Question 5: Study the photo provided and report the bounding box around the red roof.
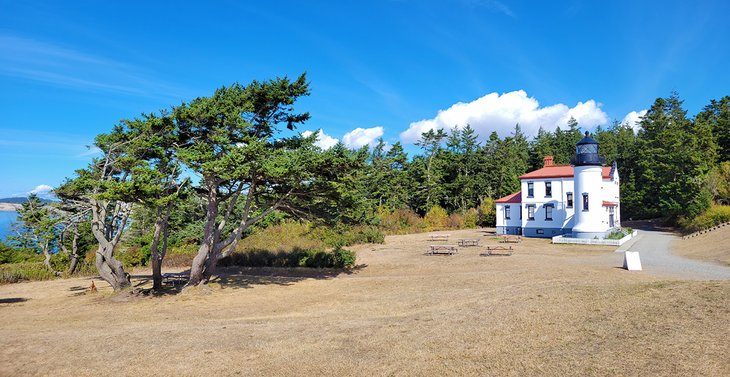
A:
[518,165,612,180]
[602,201,618,207]
[495,191,521,203]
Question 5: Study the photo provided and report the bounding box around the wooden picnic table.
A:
[500,235,522,243]
[428,234,451,242]
[458,238,480,247]
[479,245,513,256]
[428,245,458,255]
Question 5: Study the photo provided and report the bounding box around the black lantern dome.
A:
[572,131,605,166]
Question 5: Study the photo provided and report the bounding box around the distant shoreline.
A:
[0,203,21,211]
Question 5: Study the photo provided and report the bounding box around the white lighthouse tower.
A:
[572,132,608,238]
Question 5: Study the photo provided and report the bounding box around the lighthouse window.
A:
[545,182,552,197]
[527,182,534,197]
[504,206,511,220]
[582,193,589,211]
[545,204,554,221]
[577,144,598,154]
[566,192,573,208]
[527,205,535,220]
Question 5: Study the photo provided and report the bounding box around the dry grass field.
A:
[674,226,730,267]
[1,228,729,376]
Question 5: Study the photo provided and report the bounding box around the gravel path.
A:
[617,225,730,280]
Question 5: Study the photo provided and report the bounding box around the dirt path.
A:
[1,228,729,376]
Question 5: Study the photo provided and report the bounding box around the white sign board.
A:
[623,251,642,271]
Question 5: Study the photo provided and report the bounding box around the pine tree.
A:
[635,92,716,220]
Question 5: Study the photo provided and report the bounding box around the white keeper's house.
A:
[495,132,620,238]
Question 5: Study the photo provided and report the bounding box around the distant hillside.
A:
[0,197,55,205]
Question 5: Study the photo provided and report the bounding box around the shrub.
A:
[310,225,385,248]
[424,205,449,230]
[463,208,479,229]
[0,262,56,284]
[679,205,730,233]
[447,213,464,229]
[0,243,42,264]
[221,246,356,269]
[377,207,424,234]
[606,230,626,240]
[237,221,323,253]
[331,247,357,268]
[478,198,496,227]
[116,245,150,268]
[163,244,199,268]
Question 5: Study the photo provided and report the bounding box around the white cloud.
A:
[621,109,648,131]
[301,129,339,150]
[20,184,56,200]
[400,90,609,143]
[29,184,53,195]
[342,127,384,149]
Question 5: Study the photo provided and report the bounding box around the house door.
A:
[608,207,615,227]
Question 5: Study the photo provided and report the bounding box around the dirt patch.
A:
[1,228,728,376]
[674,226,730,267]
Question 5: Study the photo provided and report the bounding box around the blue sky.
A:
[1,0,729,198]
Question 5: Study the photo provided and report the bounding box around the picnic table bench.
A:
[162,273,186,287]
[479,245,513,256]
[428,245,458,255]
[428,234,451,242]
[458,238,480,247]
[500,235,522,243]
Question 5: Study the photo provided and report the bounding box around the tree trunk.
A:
[66,232,80,275]
[188,183,219,286]
[150,217,164,291]
[201,246,222,283]
[68,254,79,275]
[95,242,130,291]
[42,248,53,271]
[41,241,61,277]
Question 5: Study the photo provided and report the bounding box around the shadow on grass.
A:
[127,263,367,297]
[0,297,29,304]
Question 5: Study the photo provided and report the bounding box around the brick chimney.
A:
[543,155,554,167]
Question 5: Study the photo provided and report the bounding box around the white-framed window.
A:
[545,181,552,197]
[545,204,554,221]
[566,192,573,208]
[505,205,511,220]
[527,182,534,197]
[527,205,535,220]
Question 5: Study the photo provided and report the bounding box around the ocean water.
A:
[0,211,17,241]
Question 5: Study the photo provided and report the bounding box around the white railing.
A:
[552,230,637,246]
